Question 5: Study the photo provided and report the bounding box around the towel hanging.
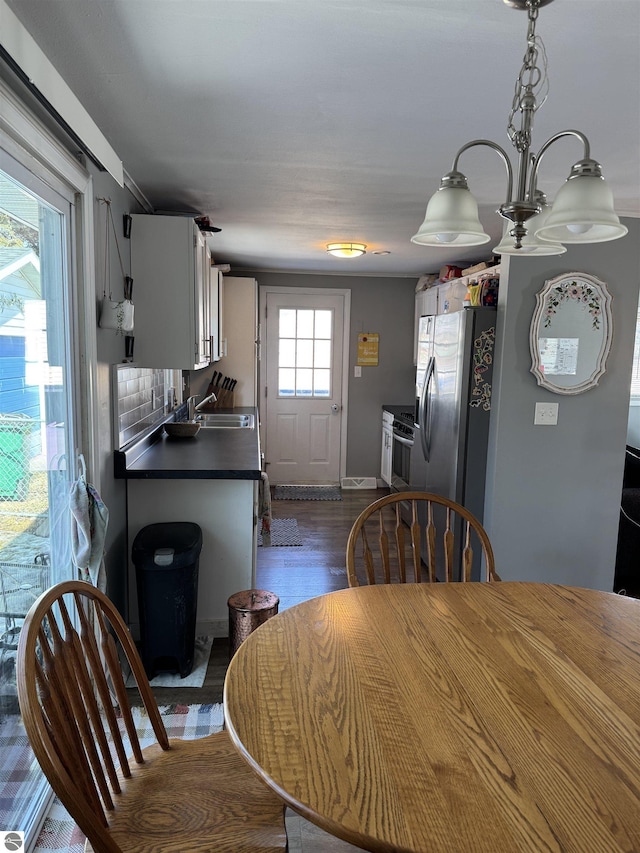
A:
[69,455,109,591]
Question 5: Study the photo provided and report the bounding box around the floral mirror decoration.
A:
[529,272,612,395]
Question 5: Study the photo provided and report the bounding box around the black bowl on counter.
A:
[164,421,201,439]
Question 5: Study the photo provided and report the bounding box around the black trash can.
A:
[132,522,203,680]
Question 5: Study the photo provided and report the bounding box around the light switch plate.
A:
[534,402,559,425]
[354,365,362,377]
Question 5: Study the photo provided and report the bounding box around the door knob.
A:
[331,403,340,413]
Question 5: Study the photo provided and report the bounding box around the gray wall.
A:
[484,218,640,590]
[239,270,417,479]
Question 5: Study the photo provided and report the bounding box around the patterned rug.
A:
[258,518,302,546]
[16,703,223,851]
[273,485,342,501]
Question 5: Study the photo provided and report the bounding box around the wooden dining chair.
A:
[16,580,287,853]
[346,491,499,587]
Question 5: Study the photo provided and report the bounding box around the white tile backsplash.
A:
[113,365,166,448]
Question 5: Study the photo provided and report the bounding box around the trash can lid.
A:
[132,522,202,557]
[154,547,175,566]
[227,589,279,613]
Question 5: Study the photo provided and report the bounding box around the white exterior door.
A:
[262,288,348,484]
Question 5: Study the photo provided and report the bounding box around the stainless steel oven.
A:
[391,411,414,492]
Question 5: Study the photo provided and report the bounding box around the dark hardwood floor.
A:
[132,488,385,708]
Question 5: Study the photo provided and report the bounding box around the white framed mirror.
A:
[529,272,613,395]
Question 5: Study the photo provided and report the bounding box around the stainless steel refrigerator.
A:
[409,307,497,579]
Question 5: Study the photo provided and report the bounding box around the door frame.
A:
[0,75,98,488]
[259,285,351,483]
[0,74,98,848]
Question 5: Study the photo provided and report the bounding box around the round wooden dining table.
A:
[223,582,640,852]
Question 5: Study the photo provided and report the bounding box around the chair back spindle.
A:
[17,580,287,853]
[346,491,498,587]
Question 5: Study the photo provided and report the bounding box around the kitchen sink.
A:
[196,413,255,429]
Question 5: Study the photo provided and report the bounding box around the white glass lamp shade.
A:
[493,205,566,256]
[535,175,628,244]
[411,186,490,247]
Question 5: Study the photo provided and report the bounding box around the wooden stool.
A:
[227,589,279,657]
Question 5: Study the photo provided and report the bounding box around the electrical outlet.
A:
[534,402,559,425]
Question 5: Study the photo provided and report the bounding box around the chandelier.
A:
[411,0,628,256]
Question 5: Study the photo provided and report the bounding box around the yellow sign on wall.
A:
[357,332,379,366]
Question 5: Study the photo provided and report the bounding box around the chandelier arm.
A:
[528,130,591,199]
[451,140,514,204]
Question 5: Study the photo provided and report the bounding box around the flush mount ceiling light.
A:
[411,0,627,255]
[326,242,367,258]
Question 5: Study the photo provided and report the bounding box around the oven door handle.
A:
[393,432,414,447]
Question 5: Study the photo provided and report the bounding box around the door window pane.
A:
[315,310,332,339]
[296,368,313,396]
[296,339,313,368]
[314,339,331,368]
[277,308,333,397]
[279,338,295,367]
[278,368,295,397]
[296,310,314,338]
[314,369,331,397]
[279,309,296,338]
[0,168,77,843]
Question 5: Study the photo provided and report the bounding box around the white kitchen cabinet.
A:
[215,276,258,406]
[209,266,224,362]
[381,410,393,486]
[130,214,212,369]
[127,478,257,638]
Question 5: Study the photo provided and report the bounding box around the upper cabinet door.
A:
[130,214,211,370]
[209,267,223,362]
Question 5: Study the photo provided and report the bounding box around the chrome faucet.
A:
[188,392,217,421]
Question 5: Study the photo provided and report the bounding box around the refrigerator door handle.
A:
[419,356,435,462]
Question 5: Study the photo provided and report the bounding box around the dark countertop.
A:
[114,407,261,480]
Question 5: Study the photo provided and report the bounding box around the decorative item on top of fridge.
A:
[464,272,500,308]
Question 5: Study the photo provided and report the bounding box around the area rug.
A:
[258,517,302,546]
[273,484,342,501]
[125,636,213,688]
[31,703,224,852]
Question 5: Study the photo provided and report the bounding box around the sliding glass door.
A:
[0,157,79,846]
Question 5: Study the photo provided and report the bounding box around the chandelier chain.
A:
[507,1,549,153]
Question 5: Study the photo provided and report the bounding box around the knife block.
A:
[214,387,235,408]
[200,384,234,410]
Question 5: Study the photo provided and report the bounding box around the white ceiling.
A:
[5,0,640,277]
